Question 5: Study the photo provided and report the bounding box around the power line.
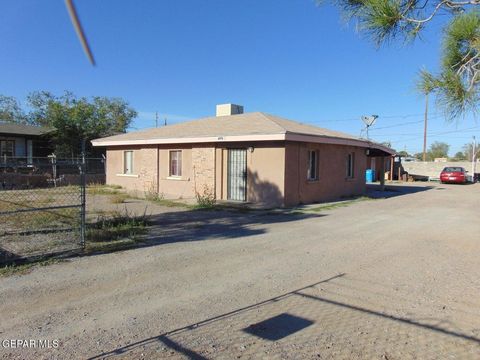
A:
[368,119,425,131]
[387,127,480,144]
[313,112,442,124]
[376,129,480,137]
[381,112,441,119]
[374,125,480,138]
[429,126,480,136]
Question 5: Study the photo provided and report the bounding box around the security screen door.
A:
[227,149,247,201]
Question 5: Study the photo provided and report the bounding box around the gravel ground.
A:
[1,182,479,359]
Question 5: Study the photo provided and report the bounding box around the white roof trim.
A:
[285,133,370,148]
[285,133,394,154]
[92,131,395,155]
[91,134,286,146]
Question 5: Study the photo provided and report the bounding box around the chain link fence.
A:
[0,156,104,265]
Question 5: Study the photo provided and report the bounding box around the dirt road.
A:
[1,183,479,359]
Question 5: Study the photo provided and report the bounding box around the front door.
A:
[227,149,247,201]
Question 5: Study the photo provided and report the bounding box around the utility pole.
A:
[155,111,158,128]
[422,93,428,162]
[164,117,167,126]
[472,136,477,182]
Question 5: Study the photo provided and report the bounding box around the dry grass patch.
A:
[0,258,66,277]
[87,184,123,196]
[109,194,129,204]
[86,210,149,253]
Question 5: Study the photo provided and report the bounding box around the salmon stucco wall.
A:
[284,142,367,206]
[107,144,216,199]
[106,146,158,195]
[246,145,285,207]
[192,145,216,196]
[106,141,369,207]
[158,144,216,199]
[218,143,285,207]
[157,145,193,198]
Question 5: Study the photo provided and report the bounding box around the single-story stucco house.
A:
[92,104,395,207]
[0,122,54,163]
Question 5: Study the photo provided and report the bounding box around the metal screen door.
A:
[227,149,247,201]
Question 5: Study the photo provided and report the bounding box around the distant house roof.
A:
[0,122,54,137]
[92,112,395,155]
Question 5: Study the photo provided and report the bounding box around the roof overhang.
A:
[0,124,55,137]
[365,147,395,157]
[0,132,52,137]
[91,134,286,147]
[92,132,396,155]
[285,133,395,155]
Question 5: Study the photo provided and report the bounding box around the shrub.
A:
[195,184,216,208]
[144,180,164,201]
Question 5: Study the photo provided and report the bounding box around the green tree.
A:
[327,1,480,119]
[427,141,450,160]
[27,91,137,156]
[0,95,27,123]
[414,152,424,161]
[2,91,137,157]
[462,141,480,161]
[397,150,410,157]
[453,151,467,161]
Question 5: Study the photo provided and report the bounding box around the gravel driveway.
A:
[1,182,479,359]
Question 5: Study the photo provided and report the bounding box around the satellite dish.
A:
[361,115,378,127]
[360,115,379,140]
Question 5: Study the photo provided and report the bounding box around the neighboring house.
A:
[0,122,54,163]
[92,104,395,207]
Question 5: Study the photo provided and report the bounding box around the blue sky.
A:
[0,0,478,155]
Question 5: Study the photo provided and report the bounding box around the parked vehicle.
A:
[440,167,467,184]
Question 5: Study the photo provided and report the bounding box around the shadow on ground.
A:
[138,209,324,247]
[88,273,480,359]
[367,183,435,199]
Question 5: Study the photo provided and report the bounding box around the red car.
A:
[440,167,467,184]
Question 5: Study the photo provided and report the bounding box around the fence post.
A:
[80,141,86,249]
[50,154,57,187]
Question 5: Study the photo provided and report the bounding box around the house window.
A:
[346,152,355,178]
[0,140,15,158]
[307,150,318,181]
[124,151,133,174]
[169,150,182,177]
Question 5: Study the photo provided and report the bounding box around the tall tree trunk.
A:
[422,94,429,162]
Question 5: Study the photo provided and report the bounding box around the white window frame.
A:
[346,152,355,179]
[169,150,182,177]
[123,150,134,175]
[307,149,319,181]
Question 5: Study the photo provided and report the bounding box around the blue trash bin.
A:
[366,169,374,182]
